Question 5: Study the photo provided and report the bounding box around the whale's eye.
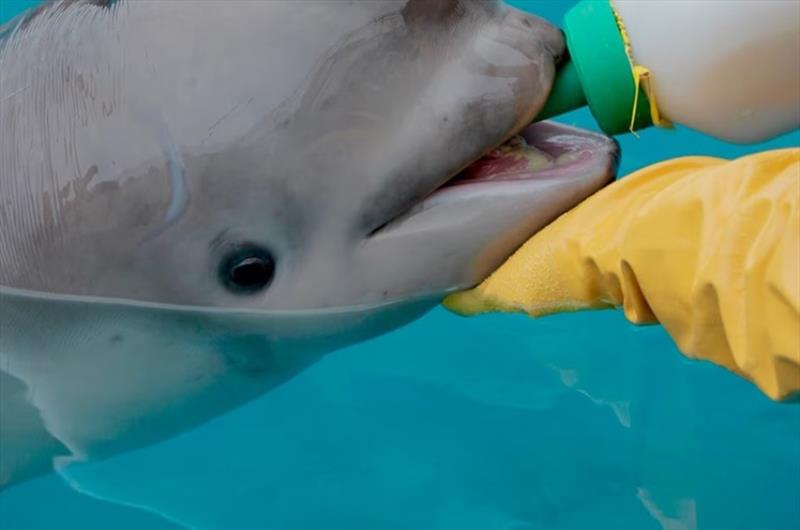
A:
[219,245,275,294]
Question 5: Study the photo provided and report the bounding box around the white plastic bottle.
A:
[536,0,800,144]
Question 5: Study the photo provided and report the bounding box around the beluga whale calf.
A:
[0,0,619,488]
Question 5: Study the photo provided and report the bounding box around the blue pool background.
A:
[1,1,798,529]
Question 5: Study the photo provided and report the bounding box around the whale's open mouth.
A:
[431,121,619,196]
[369,121,619,238]
[361,119,618,305]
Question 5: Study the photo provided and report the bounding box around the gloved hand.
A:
[445,148,800,401]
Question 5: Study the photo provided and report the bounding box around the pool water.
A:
[1,1,799,529]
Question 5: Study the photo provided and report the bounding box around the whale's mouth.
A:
[368,121,618,238]
[431,121,618,196]
[361,120,618,306]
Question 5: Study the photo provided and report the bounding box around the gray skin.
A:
[0,0,618,488]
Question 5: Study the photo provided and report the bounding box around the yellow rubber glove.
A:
[445,148,800,401]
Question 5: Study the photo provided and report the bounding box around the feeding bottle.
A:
[537,0,800,144]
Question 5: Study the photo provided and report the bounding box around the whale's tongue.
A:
[443,133,587,188]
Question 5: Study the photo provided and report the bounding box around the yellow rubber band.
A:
[609,0,673,133]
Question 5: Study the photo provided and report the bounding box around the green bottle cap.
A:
[536,0,653,135]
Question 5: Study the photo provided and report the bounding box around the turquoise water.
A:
[1,1,799,529]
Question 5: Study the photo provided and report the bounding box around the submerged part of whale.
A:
[0,0,618,488]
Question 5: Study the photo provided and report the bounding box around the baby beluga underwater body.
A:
[0,0,618,488]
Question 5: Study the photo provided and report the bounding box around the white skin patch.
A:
[143,122,190,240]
[158,125,189,229]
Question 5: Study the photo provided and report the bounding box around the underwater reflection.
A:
[2,309,795,530]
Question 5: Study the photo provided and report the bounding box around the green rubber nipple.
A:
[535,0,653,135]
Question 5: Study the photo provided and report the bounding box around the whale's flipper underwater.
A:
[0,0,618,488]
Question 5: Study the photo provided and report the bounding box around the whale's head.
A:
[2,0,618,316]
[0,0,617,485]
